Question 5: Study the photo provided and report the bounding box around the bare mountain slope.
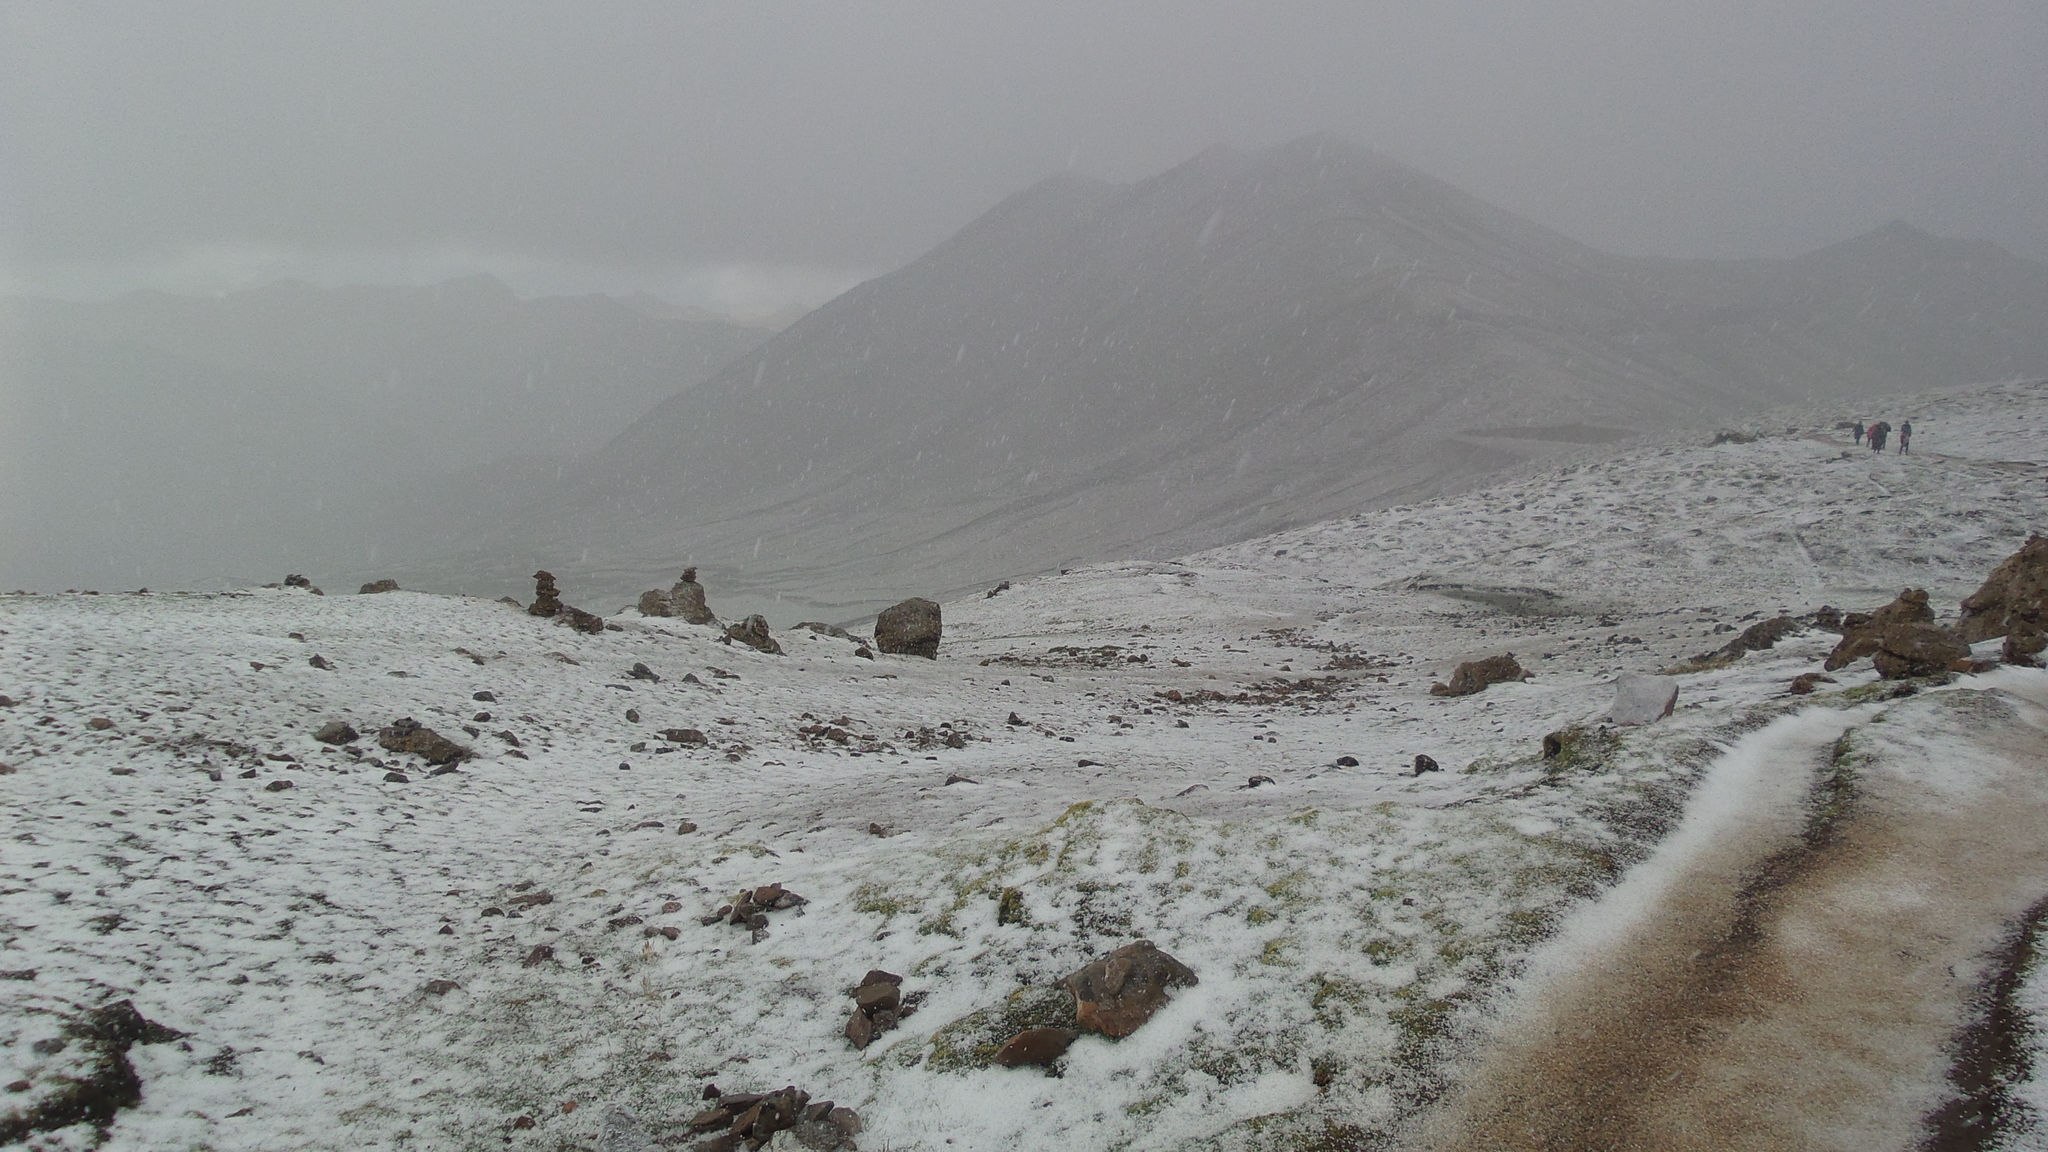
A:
[0,278,767,591]
[432,134,2047,620]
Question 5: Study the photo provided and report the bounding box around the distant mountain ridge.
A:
[438,134,2046,620]
[0,278,768,590]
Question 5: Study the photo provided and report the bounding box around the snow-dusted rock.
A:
[1062,940,1197,1038]
[1608,673,1678,725]
[668,569,718,625]
[724,614,782,654]
[1870,623,1970,679]
[1825,588,1935,671]
[595,1106,656,1152]
[1959,533,2048,642]
[874,597,941,658]
[1430,654,1528,697]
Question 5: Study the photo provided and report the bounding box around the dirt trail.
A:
[1411,676,2048,1152]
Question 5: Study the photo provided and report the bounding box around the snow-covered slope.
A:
[417,135,2048,620]
[3,379,2046,1150]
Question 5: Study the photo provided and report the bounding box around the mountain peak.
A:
[423,273,519,305]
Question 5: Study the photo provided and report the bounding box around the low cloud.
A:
[0,243,871,317]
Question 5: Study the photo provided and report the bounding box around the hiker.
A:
[1869,421,1890,453]
[1853,420,1865,445]
[1898,420,1912,454]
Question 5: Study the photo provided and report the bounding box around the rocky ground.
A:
[3,378,2046,1151]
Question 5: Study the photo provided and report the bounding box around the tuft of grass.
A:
[918,985,1077,1073]
[851,883,917,918]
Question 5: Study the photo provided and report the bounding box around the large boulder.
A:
[1824,589,1935,671]
[1870,623,1971,679]
[669,568,719,625]
[1608,673,1678,725]
[725,614,783,655]
[1959,535,2048,643]
[1429,654,1529,697]
[2006,616,2047,668]
[874,597,942,658]
[358,579,399,595]
[377,718,470,764]
[1686,613,1805,666]
[1060,940,1197,1038]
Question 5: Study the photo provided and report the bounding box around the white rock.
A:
[1609,673,1678,725]
[596,1107,657,1152]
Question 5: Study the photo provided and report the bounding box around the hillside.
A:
[0,278,767,593]
[4,378,2046,1150]
[429,134,2048,620]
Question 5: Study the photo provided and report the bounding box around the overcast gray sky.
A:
[4,1,2044,313]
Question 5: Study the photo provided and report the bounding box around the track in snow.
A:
[1415,673,2048,1152]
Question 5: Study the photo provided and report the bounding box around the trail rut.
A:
[1413,676,2048,1152]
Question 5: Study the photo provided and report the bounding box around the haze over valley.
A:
[9,136,2047,616]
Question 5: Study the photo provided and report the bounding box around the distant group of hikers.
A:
[1851,419,1912,454]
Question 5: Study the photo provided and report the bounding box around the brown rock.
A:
[1789,672,1837,695]
[1825,588,1936,671]
[521,944,555,968]
[377,718,470,764]
[859,969,903,987]
[1960,535,2048,642]
[313,720,357,744]
[663,728,709,745]
[1429,654,1529,697]
[1871,622,1971,679]
[636,589,674,617]
[2004,617,2047,668]
[1728,614,1802,655]
[725,614,783,655]
[854,982,901,1014]
[87,716,115,730]
[994,1027,1079,1068]
[1061,940,1198,1038]
[845,1009,875,1049]
[875,597,942,658]
[423,979,460,995]
[358,579,400,594]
